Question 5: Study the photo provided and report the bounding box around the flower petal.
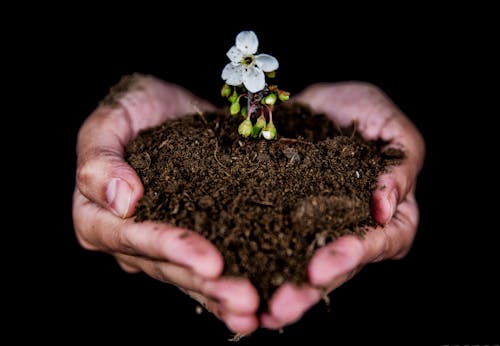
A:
[236,31,258,55]
[226,46,243,64]
[243,66,265,92]
[222,63,244,86]
[255,54,279,72]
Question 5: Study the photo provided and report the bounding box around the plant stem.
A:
[247,91,253,117]
[266,105,273,123]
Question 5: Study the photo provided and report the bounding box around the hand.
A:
[260,82,426,329]
[73,74,260,334]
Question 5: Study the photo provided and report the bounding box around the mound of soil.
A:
[125,102,403,308]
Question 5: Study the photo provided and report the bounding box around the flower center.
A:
[242,55,255,66]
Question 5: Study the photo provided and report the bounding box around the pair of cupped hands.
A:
[73,74,424,334]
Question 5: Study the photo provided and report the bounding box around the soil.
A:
[125,102,403,309]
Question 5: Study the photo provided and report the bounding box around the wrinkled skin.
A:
[73,75,425,334]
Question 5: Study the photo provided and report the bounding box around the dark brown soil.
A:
[125,103,403,308]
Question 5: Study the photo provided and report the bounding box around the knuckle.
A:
[99,73,148,107]
[75,231,98,251]
[116,259,140,273]
[76,149,115,188]
[349,236,365,261]
[147,261,165,282]
[116,227,136,254]
[76,148,124,197]
[76,155,100,189]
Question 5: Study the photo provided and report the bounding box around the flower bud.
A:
[228,91,238,103]
[221,84,232,97]
[265,71,276,78]
[238,118,253,137]
[241,106,248,117]
[251,115,267,137]
[278,90,290,101]
[262,122,277,140]
[230,102,240,115]
[262,93,277,105]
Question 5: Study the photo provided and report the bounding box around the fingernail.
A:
[386,189,398,224]
[106,178,133,218]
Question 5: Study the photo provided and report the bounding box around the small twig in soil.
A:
[158,140,168,149]
[251,199,274,207]
[213,142,231,177]
[278,137,313,145]
[245,165,260,175]
[183,191,193,201]
[143,152,151,169]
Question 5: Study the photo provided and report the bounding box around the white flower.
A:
[221,31,279,93]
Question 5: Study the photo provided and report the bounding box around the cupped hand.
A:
[73,74,260,334]
[260,82,426,329]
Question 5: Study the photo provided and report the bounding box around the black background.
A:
[22,10,497,345]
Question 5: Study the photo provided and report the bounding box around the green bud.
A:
[251,115,267,137]
[241,106,248,117]
[262,93,277,105]
[221,84,232,98]
[265,71,276,78]
[255,115,266,129]
[230,102,240,116]
[228,91,238,103]
[238,118,253,137]
[262,122,277,140]
[278,90,290,101]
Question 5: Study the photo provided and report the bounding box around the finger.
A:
[114,253,259,315]
[364,194,419,262]
[372,122,424,225]
[187,290,259,334]
[223,313,259,334]
[117,252,259,333]
[260,283,321,329]
[115,256,141,273]
[309,196,419,287]
[260,313,283,330]
[76,74,215,218]
[308,235,364,287]
[115,253,210,293]
[371,170,408,225]
[202,278,259,314]
[73,190,223,278]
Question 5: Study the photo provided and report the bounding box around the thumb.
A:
[76,75,216,218]
[371,140,423,225]
[76,106,143,218]
[371,171,403,225]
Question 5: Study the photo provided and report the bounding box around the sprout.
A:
[221,30,290,140]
